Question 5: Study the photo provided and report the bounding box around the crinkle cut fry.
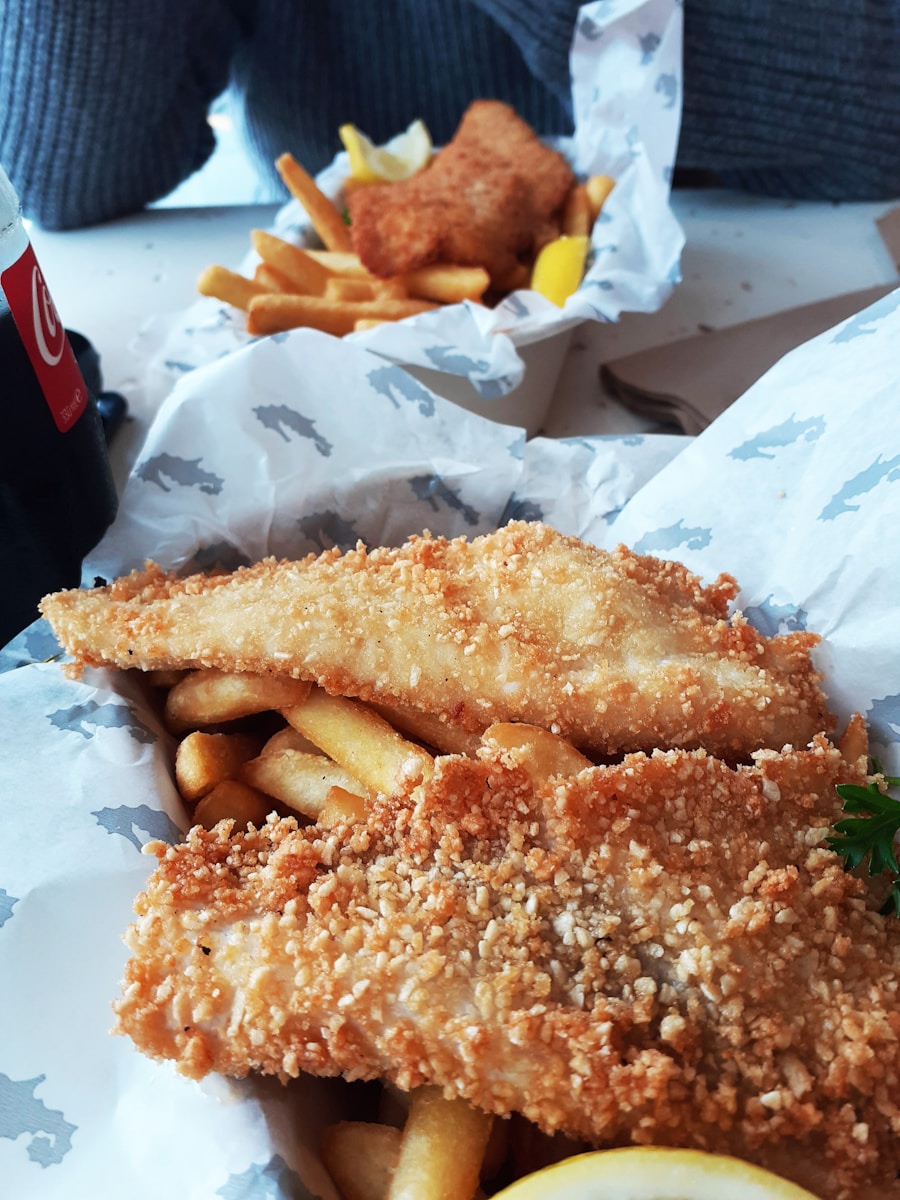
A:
[40,522,833,762]
[113,726,900,1200]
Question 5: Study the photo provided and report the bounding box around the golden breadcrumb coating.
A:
[113,723,899,1199]
[346,100,575,288]
[40,522,831,761]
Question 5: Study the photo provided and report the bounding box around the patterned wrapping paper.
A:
[2,286,899,1196]
[138,0,684,422]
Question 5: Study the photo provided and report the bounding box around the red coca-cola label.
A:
[1,241,87,432]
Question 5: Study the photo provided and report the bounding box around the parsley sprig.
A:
[827,766,900,917]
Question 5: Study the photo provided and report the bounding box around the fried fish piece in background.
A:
[113,721,900,1200]
[346,100,575,289]
[40,521,832,762]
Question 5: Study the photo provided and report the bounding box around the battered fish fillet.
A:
[113,723,900,1199]
[346,100,575,288]
[40,522,832,762]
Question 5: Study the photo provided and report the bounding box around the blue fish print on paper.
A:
[48,698,156,745]
[409,475,479,525]
[423,346,491,378]
[184,305,235,335]
[656,73,678,109]
[501,292,529,318]
[818,454,900,520]
[639,32,661,63]
[92,804,183,850]
[576,10,608,41]
[472,375,518,400]
[0,888,18,929]
[367,365,435,417]
[21,620,63,663]
[253,405,332,457]
[729,416,825,461]
[188,542,251,574]
[582,280,615,298]
[137,453,224,495]
[633,520,711,554]
[831,289,900,343]
[506,433,525,461]
[743,596,810,636]
[297,510,364,552]
[500,496,545,525]
[162,358,195,374]
[868,694,900,748]
[0,1073,76,1167]
[0,619,63,673]
[216,1154,316,1200]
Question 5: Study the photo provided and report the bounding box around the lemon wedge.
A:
[492,1147,823,1200]
[530,234,589,306]
[339,119,432,184]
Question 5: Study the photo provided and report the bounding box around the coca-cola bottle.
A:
[0,164,118,647]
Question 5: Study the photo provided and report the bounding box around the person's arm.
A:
[468,0,584,115]
[0,0,245,229]
[476,0,900,201]
[680,0,900,201]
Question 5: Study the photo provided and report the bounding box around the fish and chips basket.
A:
[1,275,900,1195]
[139,0,685,436]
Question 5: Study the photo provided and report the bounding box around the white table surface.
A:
[29,190,899,487]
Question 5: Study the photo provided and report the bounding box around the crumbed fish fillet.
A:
[113,723,900,1199]
[41,522,832,760]
[347,100,575,286]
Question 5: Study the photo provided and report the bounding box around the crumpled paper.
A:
[2,285,899,1198]
[139,0,684,419]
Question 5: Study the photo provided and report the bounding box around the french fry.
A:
[253,261,298,294]
[371,701,483,757]
[165,670,312,731]
[305,249,371,277]
[250,229,334,296]
[260,726,324,756]
[372,277,409,300]
[480,723,593,784]
[321,1121,402,1200]
[585,173,615,221]
[247,293,438,338]
[324,275,379,302]
[281,686,433,796]
[197,264,267,312]
[275,152,353,252]
[386,1087,493,1200]
[561,184,592,238]
[175,730,264,803]
[353,318,390,332]
[398,264,490,304]
[192,779,275,831]
[239,749,367,820]
[319,785,370,828]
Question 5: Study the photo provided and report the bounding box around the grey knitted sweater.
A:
[1,0,898,230]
